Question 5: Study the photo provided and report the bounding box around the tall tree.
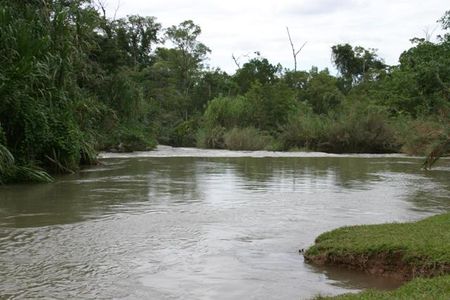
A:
[165,20,211,96]
[233,57,282,93]
[331,44,386,90]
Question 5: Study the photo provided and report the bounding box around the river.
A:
[1,146,449,299]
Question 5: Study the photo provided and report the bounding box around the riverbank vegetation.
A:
[1,1,449,183]
[305,213,450,299]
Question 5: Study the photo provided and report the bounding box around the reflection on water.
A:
[0,148,449,299]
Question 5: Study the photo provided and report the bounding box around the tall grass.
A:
[0,143,52,184]
[394,117,448,155]
[223,127,274,151]
[196,126,226,149]
[0,144,14,177]
[279,102,398,153]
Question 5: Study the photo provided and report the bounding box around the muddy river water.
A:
[0,146,449,299]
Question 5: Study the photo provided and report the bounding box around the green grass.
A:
[315,275,450,299]
[307,213,450,299]
[306,213,450,267]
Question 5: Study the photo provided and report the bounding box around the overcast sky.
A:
[104,0,448,74]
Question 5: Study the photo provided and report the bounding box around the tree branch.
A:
[286,27,307,72]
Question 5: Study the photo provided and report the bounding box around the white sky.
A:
[104,0,448,74]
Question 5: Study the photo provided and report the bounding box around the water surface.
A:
[1,147,449,299]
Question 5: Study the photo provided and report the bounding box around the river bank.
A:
[305,213,450,298]
[99,145,415,159]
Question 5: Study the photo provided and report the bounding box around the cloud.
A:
[108,0,449,73]
[281,0,363,16]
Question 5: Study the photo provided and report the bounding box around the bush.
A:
[223,127,274,151]
[0,124,5,146]
[280,109,330,150]
[168,117,200,147]
[325,109,398,153]
[280,102,398,153]
[196,126,226,149]
[394,117,448,155]
[102,123,157,152]
[203,96,250,129]
[244,82,297,130]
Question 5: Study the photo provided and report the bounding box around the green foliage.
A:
[245,82,297,131]
[394,117,447,155]
[233,57,282,93]
[191,69,239,111]
[0,0,164,183]
[0,0,93,175]
[169,117,200,147]
[279,102,397,153]
[196,126,226,149]
[396,39,450,115]
[201,81,297,145]
[165,20,211,96]
[101,123,156,152]
[203,96,251,129]
[300,69,345,115]
[280,107,331,150]
[12,165,54,184]
[1,1,449,183]
[0,143,14,178]
[325,102,397,153]
[331,44,386,90]
[0,143,52,184]
[115,15,161,66]
[223,127,274,151]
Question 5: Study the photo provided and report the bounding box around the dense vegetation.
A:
[0,1,449,183]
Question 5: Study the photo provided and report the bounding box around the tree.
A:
[303,69,344,115]
[165,20,211,96]
[331,44,386,91]
[286,27,307,72]
[113,15,161,67]
[233,57,282,93]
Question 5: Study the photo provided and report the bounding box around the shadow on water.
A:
[0,156,449,227]
[304,262,404,292]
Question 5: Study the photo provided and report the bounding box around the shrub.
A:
[102,123,157,152]
[326,110,398,153]
[223,127,274,151]
[395,117,448,155]
[196,126,226,149]
[280,102,398,153]
[203,96,250,129]
[280,110,330,150]
[168,117,200,147]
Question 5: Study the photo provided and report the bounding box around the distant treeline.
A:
[0,1,449,183]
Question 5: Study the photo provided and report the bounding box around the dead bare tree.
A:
[231,54,241,68]
[231,52,253,69]
[95,0,121,21]
[113,0,121,21]
[286,27,307,72]
[423,25,438,42]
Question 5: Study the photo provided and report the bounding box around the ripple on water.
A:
[0,149,449,299]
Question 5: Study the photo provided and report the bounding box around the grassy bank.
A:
[316,275,450,299]
[305,213,450,279]
[305,213,450,298]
